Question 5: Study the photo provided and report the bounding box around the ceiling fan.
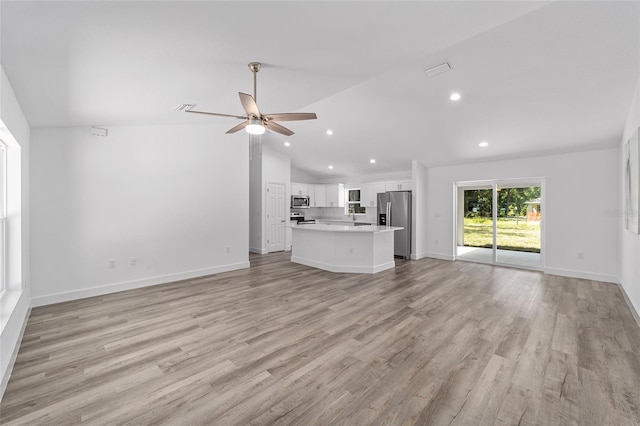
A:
[176,62,317,137]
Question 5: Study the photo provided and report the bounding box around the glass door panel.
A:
[496,185,541,268]
[456,185,494,264]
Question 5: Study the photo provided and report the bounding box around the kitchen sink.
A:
[354,222,373,226]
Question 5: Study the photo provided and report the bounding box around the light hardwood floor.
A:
[1,253,640,425]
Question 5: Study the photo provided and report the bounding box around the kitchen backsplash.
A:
[297,207,378,223]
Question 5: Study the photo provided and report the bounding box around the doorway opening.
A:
[456,179,543,269]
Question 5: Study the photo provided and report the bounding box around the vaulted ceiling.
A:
[2,1,638,178]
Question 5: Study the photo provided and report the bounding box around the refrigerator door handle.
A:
[386,202,391,227]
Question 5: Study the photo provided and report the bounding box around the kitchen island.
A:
[289,224,403,274]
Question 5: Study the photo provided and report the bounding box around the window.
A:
[0,141,5,294]
[347,188,366,214]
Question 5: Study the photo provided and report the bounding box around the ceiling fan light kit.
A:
[246,118,266,135]
[178,62,317,137]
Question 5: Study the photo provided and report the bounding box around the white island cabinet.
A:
[290,224,403,274]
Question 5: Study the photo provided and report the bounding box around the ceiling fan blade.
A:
[185,110,246,119]
[239,92,261,118]
[225,121,248,134]
[264,112,317,122]
[265,121,294,136]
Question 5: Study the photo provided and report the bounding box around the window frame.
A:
[346,188,366,215]
[0,141,6,294]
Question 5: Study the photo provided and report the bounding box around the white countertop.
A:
[289,224,403,233]
[313,218,377,225]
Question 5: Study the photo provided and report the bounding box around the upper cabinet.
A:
[385,180,412,192]
[311,184,327,207]
[292,179,410,208]
[291,183,310,196]
[360,182,386,207]
[325,183,345,207]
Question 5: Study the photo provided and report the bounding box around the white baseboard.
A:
[419,252,455,261]
[543,267,617,284]
[617,281,640,328]
[1,292,31,401]
[249,247,267,254]
[291,256,395,274]
[31,261,250,307]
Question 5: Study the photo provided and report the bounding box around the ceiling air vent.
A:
[424,62,452,78]
[175,103,195,112]
[90,127,108,137]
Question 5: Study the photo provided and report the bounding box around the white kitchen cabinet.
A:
[385,180,412,192]
[311,184,327,207]
[361,182,386,207]
[291,183,310,196]
[325,183,345,207]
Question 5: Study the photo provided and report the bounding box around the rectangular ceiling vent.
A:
[424,62,452,78]
[175,103,195,112]
[90,127,108,137]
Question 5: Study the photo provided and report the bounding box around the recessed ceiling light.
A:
[449,92,461,101]
[326,130,333,136]
[370,159,376,164]
[284,141,290,147]
[479,141,489,147]
[328,165,334,169]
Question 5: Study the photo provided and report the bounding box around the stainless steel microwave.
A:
[292,195,310,208]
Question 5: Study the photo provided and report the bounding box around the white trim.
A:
[249,247,268,254]
[0,291,30,401]
[31,262,250,307]
[420,252,455,261]
[617,281,640,328]
[544,267,617,284]
[291,256,395,274]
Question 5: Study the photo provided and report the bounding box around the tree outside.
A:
[463,187,541,253]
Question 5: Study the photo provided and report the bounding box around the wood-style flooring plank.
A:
[2,252,640,425]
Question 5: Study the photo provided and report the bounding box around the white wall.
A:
[262,143,291,251]
[426,148,619,282]
[412,160,428,259]
[0,66,31,399]
[290,165,317,184]
[249,140,263,253]
[30,125,249,305]
[249,142,291,253]
[620,76,640,318]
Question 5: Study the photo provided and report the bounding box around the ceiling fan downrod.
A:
[248,62,261,104]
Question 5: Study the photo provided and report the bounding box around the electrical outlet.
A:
[349,248,354,254]
[109,260,117,268]
[130,257,137,266]
[226,247,231,254]
[577,252,584,259]
[435,239,439,245]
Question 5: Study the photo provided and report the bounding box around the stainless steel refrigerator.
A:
[377,191,412,259]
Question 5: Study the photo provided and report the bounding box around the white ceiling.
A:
[2,1,639,178]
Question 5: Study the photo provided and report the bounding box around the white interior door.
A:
[267,182,286,252]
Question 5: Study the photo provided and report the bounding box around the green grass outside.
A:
[464,217,541,253]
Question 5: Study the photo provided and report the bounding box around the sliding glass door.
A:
[456,180,543,269]
[496,184,541,267]
[456,185,494,264]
